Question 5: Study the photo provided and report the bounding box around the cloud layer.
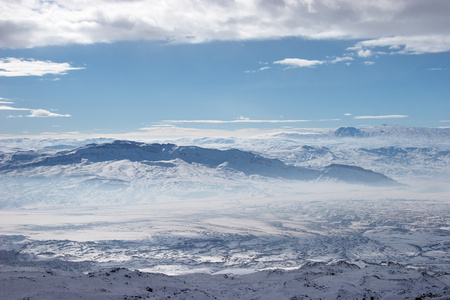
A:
[1,0,449,54]
[0,58,83,77]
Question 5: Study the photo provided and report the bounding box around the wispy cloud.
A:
[0,58,84,77]
[245,66,271,73]
[274,58,325,69]
[273,56,353,69]
[0,105,29,111]
[349,35,450,56]
[330,56,353,64]
[1,0,449,56]
[27,109,71,118]
[165,118,311,124]
[364,61,375,66]
[319,119,341,122]
[1,100,71,118]
[0,97,14,104]
[354,115,408,119]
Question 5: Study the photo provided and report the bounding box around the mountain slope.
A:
[0,140,398,186]
[321,164,397,186]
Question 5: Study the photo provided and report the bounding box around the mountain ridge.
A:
[270,125,450,141]
[0,140,399,186]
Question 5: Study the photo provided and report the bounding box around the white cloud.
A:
[162,118,342,126]
[27,109,71,118]
[357,49,373,57]
[351,35,450,55]
[1,0,449,55]
[330,56,353,64]
[318,119,341,122]
[344,113,352,116]
[245,66,271,73]
[166,119,311,124]
[0,97,14,104]
[0,58,84,77]
[364,61,375,66]
[354,115,408,119]
[0,105,29,111]
[0,97,71,118]
[273,55,354,69]
[274,58,325,68]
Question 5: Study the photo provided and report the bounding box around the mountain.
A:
[0,140,398,186]
[333,126,366,137]
[270,125,450,146]
[330,125,450,140]
[257,144,450,177]
[321,164,397,186]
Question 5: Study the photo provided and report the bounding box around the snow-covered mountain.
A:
[269,125,450,146]
[0,140,398,186]
[321,125,450,140]
[321,163,396,185]
[255,144,450,177]
[353,125,450,139]
[332,126,366,137]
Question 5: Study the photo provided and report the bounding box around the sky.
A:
[1,0,450,138]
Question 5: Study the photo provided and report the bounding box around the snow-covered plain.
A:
[0,126,449,299]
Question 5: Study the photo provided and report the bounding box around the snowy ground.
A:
[1,185,449,273]
[0,126,449,299]
[1,259,449,299]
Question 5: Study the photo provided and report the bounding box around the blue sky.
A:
[1,0,449,138]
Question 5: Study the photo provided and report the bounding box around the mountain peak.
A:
[333,127,365,138]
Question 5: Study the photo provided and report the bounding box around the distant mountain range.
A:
[331,125,450,138]
[269,124,450,141]
[0,140,398,186]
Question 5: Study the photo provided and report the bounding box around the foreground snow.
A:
[1,258,449,300]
